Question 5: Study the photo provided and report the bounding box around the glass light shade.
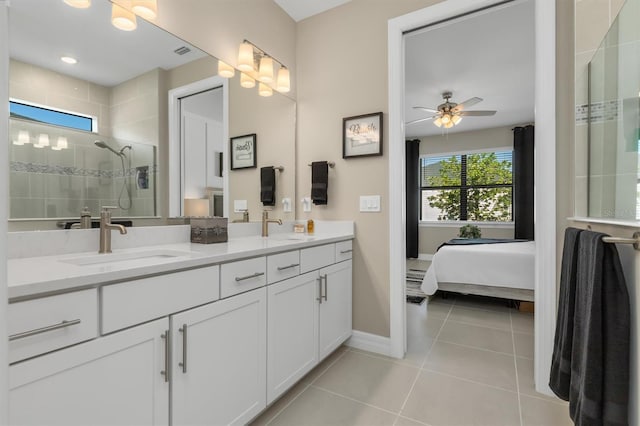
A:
[217,60,235,78]
[276,67,290,93]
[131,0,157,20]
[441,114,451,124]
[112,3,137,31]
[37,134,50,147]
[444,121,454,129]
[184,198,210,217]
[452,115,462,125]
[240,73,256,88]
[64,0,91,8]
[259,82,273,97]
[258,56,274,83]
[13,130,30,145]
[433,117,443,127]
[237,43,254,72]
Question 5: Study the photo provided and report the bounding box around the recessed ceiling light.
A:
[61,56,78,64]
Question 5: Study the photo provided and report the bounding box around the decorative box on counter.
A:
[190,217,228,244]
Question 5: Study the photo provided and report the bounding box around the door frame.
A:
[387,0,556,395]
[168,76,229,217]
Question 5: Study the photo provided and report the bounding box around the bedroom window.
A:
[9,100,95,132]
[420,150,513,222]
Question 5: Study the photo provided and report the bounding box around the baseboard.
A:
[417,253,433,261]
[345,330,393,357]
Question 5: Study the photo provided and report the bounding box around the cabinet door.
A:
[171,287,267,426]
[9,318,169,426]
[267,272,320,404]
[319,260,353,360]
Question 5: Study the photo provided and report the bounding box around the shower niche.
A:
[9,118,157,219]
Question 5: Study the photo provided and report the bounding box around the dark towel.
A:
[260,166,276,206]
[311,161,328,205]
[550,227,583,400]
[570,231,630,426]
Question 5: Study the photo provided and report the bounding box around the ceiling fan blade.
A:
[458,110,496,116]
[406,116,437,125]
[452,97,483,111]
[412,106,439,113]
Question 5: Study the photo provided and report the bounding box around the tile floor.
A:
[251,293,572,426]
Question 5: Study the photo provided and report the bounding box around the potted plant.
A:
[458,224,481,239]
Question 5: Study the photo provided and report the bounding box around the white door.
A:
[267,272,320,404]
[9,318,169,426]
[171,287,267,426]
[319,260,352,360]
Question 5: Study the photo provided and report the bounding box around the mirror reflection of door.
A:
[179,86,224,216]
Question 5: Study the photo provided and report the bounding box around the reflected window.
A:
[9,100,95,132]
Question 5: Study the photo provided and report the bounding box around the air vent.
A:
[174,46,191,55]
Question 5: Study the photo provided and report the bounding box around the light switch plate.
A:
[282,198,292,212]
[359,195,381,212]
[234,199,247,212]
[301,197,311,212]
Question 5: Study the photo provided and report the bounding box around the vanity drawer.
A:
[9,289,98,364]
[102,265,219,334]
[335,240,353,262]
[267,250,300,284]
[300,244,335,273]
[221,257,267,298]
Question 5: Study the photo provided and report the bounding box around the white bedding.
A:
[421,241,536,295]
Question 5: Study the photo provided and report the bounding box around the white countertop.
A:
[8,229,354,301]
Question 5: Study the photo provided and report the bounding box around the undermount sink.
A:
[269,234,316,242]
[61,249,194,268]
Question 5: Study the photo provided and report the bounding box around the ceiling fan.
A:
[407,91,496,128]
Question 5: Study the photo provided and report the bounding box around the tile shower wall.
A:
[9,119,157,219]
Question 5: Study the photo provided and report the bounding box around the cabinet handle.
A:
[179,324,188,374]
[340,249,353,254]
[277,263,300,271]
[322,274,328,301]
[9,319,81,341]
[161,331,169,383]
[316,277,323,304]
[235,272,265,282]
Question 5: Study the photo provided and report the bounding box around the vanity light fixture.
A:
[13,130,30,146]
[111,2,137,31]
[131,0,157,20]
[236,39,291,94]
[240,73,256,88]
[63,0,91,8]
[52,136,69,151]
[34,134,50,149]
[61,56,78,64]
[217,60,235,78]
[258,82,273,97]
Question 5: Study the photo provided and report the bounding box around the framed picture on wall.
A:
[230,133,257,170]
[343,112,383,158]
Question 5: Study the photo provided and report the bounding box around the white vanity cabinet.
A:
[9,318,170,426]
[171,287,267,426]
[267,242,352,404]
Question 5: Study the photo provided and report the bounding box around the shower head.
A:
[95,140,124,157]
[118,145,132,155]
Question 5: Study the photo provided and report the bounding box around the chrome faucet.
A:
[99,206,127,254]
[262,210,282,237]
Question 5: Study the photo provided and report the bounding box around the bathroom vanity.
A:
[6,223,353,425]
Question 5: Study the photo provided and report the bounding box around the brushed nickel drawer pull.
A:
[161,331,169,382]
[340,249,353,254]
[179,324,188,374]
[322,274,328,301]
[9,319,81,341]
[316,277,323,304]
[277,263,300,271]
[235,272,265,282]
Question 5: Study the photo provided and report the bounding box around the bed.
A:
[421,241,536,301]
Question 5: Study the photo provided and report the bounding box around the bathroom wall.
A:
[296,0,444,338]
[0,1,9,420]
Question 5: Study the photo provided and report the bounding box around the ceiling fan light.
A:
[441,114,451,125]
[433,117,443,128]
[452,115,462,125]
[444,121,454,129]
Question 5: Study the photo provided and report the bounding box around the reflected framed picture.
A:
[343,112,383,158]
[230,133,257,170]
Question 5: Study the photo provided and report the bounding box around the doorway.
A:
[388,0,557,396]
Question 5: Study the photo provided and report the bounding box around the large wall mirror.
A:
[7,0,296,228]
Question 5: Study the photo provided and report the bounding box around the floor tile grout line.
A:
[445,317,517,333]
[433,337,515,357]
[420,366,520,395]
[308,347,350,385]
[510,309,524,426]
[396,414,435,426]
[519,392,570,406]
[309,384,401,417]
[263,348,350,426]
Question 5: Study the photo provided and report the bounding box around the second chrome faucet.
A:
[261,211,282,237]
